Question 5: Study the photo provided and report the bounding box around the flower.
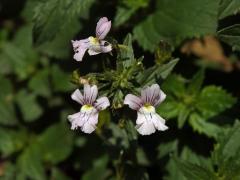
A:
[68,84,110,134]
[71,17,112,61]
[124,84,168,135]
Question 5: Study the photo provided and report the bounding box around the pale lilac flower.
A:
[68,84,110,134]
[72,17,112,61]
[124,84,168,135]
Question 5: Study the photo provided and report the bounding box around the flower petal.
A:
[94,97,110,110]
[141,84,165,106]
[84,84,98,105]
[154,89,166,106]
[124,94,143,110]
[88,49,101,55]
[96,17,111,39]
[72,39,90,61]
[136,112,156,135]
[100,40,112,53]
[81,113,99,134]
[96,17,108,32]
[152,113,168,131]
[71,89,84,105]
[67,112,84,130]
[68,109,99,134]
[135,110,168,135]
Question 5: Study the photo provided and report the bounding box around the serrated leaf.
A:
[196,86,236,119]
[218,24,240,51]
[180,146,213,170]
[33,0,94,45]
[218,0,240,19]
[16,90,43,122]
[133,0,219,51]
[136,58,179,86]
[212,121,240,179]
[213,121,240,163]
[189,113,222,138]
[38,123,73,164]
[173,156,216,180]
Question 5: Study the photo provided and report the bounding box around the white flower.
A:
[68,84,110,134]
[71,17,112,61]
[124,84,168,135]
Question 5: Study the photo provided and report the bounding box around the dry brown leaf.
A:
[181,36,233,72]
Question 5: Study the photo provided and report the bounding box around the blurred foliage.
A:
[0,0,239,179]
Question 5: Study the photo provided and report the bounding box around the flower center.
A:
[88,36,99,45]
[81,104,94,113]
[142,104,155,113]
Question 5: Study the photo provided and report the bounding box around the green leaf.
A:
[114,7,137,27]
[0,26,39,80]
[180,146,213,170]
[0,128,27,157]
[157,99,182,119]
[37,19,81,59]
[213,121,240,163]
[112,90,124,109]
[187,69,205,94]
[38,123,73,164]
[161,74,186,98]
[196,86,236,119]
[218,0,240,19]
[0,76,17,125]
[189,113,222,138]
[177,106,191,128]
[50,168,70,180]
[0,162,17,180]
[114,0,149,27]
[33,0,94,45]
[82,155,110,180]
[173,156,216,180]
[16,90,43,122]
[212,121,240,179]
[136,148,150,166]
[28,69,51,97]
[136,58,179,86]
[51,65,74,92]
[133,0,219,51]
[17,143,46,180]
[218,24,240,51]
[157,140,178,159]
[117,33,135,69]
[107,122,130,149]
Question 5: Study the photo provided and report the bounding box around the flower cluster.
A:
[72,17,112,61]
[68,17,168,135]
